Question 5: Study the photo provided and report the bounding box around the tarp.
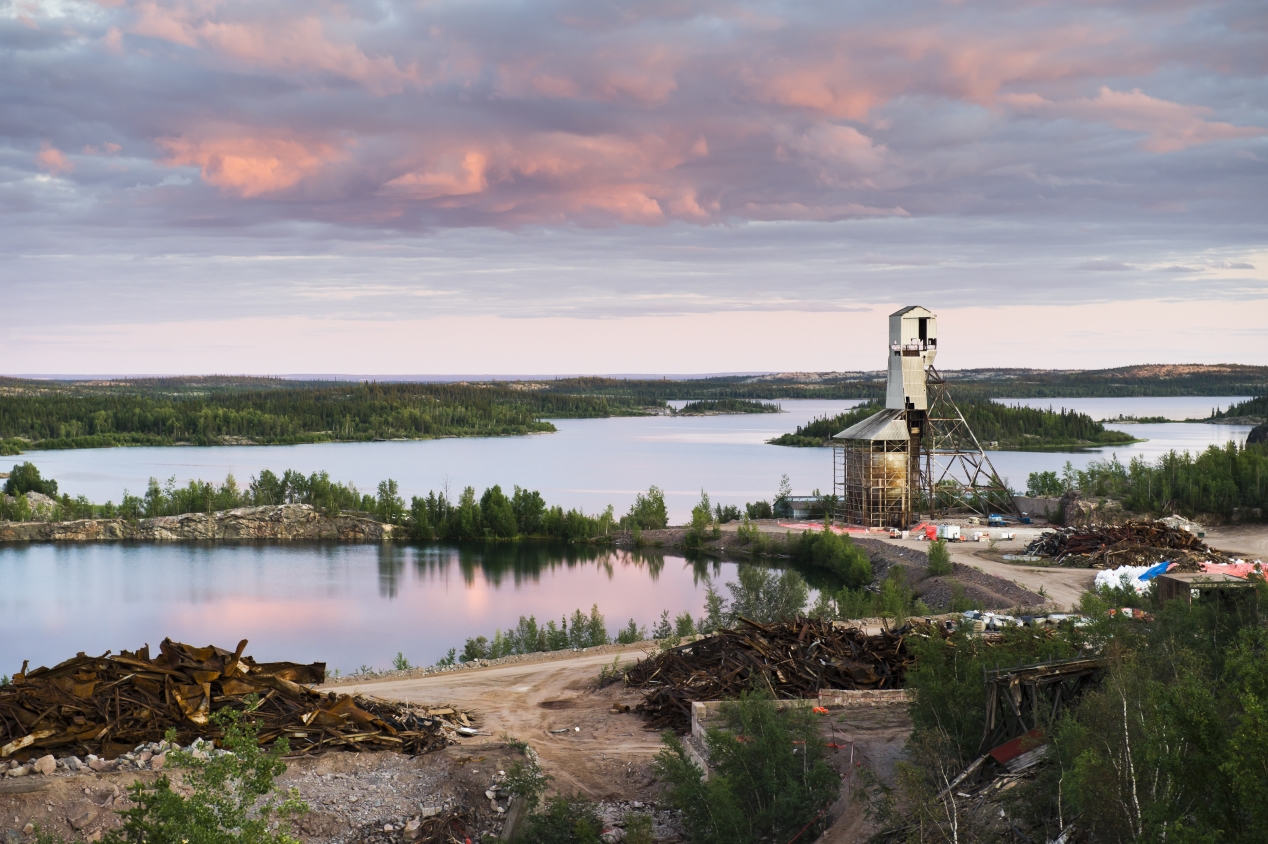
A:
[777,523,874,534]
[1201,560,1265,579]
[1094,565,1163,594]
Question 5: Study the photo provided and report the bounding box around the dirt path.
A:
[330,647,662,801]
[1203,525,1268,559]
[885,536,1095,611]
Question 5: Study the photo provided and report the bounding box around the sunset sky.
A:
[2,0,1266,374]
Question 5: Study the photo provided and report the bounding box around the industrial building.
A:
[831,306,1012,527]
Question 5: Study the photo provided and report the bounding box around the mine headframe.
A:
[917,365,1019,519]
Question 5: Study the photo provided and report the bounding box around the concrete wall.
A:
[1014,496,1061,519]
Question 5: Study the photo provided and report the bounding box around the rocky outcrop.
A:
[0,504,397,542]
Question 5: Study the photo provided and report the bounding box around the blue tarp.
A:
[1139,561,1172,581]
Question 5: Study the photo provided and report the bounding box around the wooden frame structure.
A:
[979,656,1106,753]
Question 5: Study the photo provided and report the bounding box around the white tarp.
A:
[1094,565,1161,595]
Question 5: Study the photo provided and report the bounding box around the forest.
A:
[674,398,781,414]
[1,368,1263,452]
[531,365,1268,401]
[768,400,1138,450]
[1048,441,1268,521]
[0,380,657,450]
[884,582,1268,844]
[1209,394,1268,420]
[0,462,665,541]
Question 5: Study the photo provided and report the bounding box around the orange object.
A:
[813,706,829,714]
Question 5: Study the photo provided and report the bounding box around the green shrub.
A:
[724,565,808,625]
[622,485,669,530]
[1026,470,1065,497]
[504,757,551,811]
[518,796,605,844]
[926,539,952,575]
[745,500,773,519]
[623,812,655,844]
[99,702,305,844]
[4,462,57,497]
[793,529,873,588]
[684,490,720,547]
[655,692,840,844]
[616,618,645,644]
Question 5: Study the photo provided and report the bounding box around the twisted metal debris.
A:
[624,617,929,732]
[1022,520,1217,568]
[0,639,475,761]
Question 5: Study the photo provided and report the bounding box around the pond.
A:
[0,542,735,675]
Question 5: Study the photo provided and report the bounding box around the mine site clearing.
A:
[11,525,1253,839]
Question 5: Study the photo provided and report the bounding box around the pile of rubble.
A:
[1022,520,1223,568]
[624,617,928,732]
[1,638,476,763]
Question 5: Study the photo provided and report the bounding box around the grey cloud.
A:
[0,0,1264,325]
[1076,261,1136,271]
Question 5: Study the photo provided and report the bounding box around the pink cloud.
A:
[381,131,719,223]
[158,133,347,196]
[102,25,124,53]
[777,123,888,185]
[1004,86,1267,152]
[35,142,74,174]
[127,1,416,93]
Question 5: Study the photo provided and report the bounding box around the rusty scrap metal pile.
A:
[624,617,926,732]
[1023,520,1221,569]
[0,639,474,762]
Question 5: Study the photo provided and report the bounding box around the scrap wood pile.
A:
[624,617,928,732]
[0,638,475,761]
[1023,520,1223,569]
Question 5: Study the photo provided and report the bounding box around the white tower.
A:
[885,305,937,412]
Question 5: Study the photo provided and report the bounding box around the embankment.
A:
[0,504,396,542]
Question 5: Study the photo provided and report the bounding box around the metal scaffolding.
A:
[918,366,1018,519]
[832,437,911,527]
[831,368,1017,526]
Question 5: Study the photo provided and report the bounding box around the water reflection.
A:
[0,541,742,673]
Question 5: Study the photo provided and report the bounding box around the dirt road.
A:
[332,647,662,800]
[1204,525,1268,559]
[910,537,1095,611]
[335,647,913,842]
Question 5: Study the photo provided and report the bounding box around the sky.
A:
[1,0,1266,374]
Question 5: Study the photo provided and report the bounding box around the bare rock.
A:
[32,755,56,775]
[68,805,98,831]
[0,504,396,543]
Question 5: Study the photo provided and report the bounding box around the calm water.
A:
[986,397,1255,490]
[1,396,1255,674]
[0,542,735,676]
[13,400,870,524]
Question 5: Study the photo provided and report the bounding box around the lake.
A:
[1,396,1256,675]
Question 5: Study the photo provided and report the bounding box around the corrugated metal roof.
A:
[832,408,910,441]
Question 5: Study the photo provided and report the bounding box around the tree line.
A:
[0,381,659,450]
[769,399,1136,449]
[674,399,782,414]
[1026,441,1268,521]
[1209,394,1268,419]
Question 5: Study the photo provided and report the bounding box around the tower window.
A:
[918,317,928,342]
